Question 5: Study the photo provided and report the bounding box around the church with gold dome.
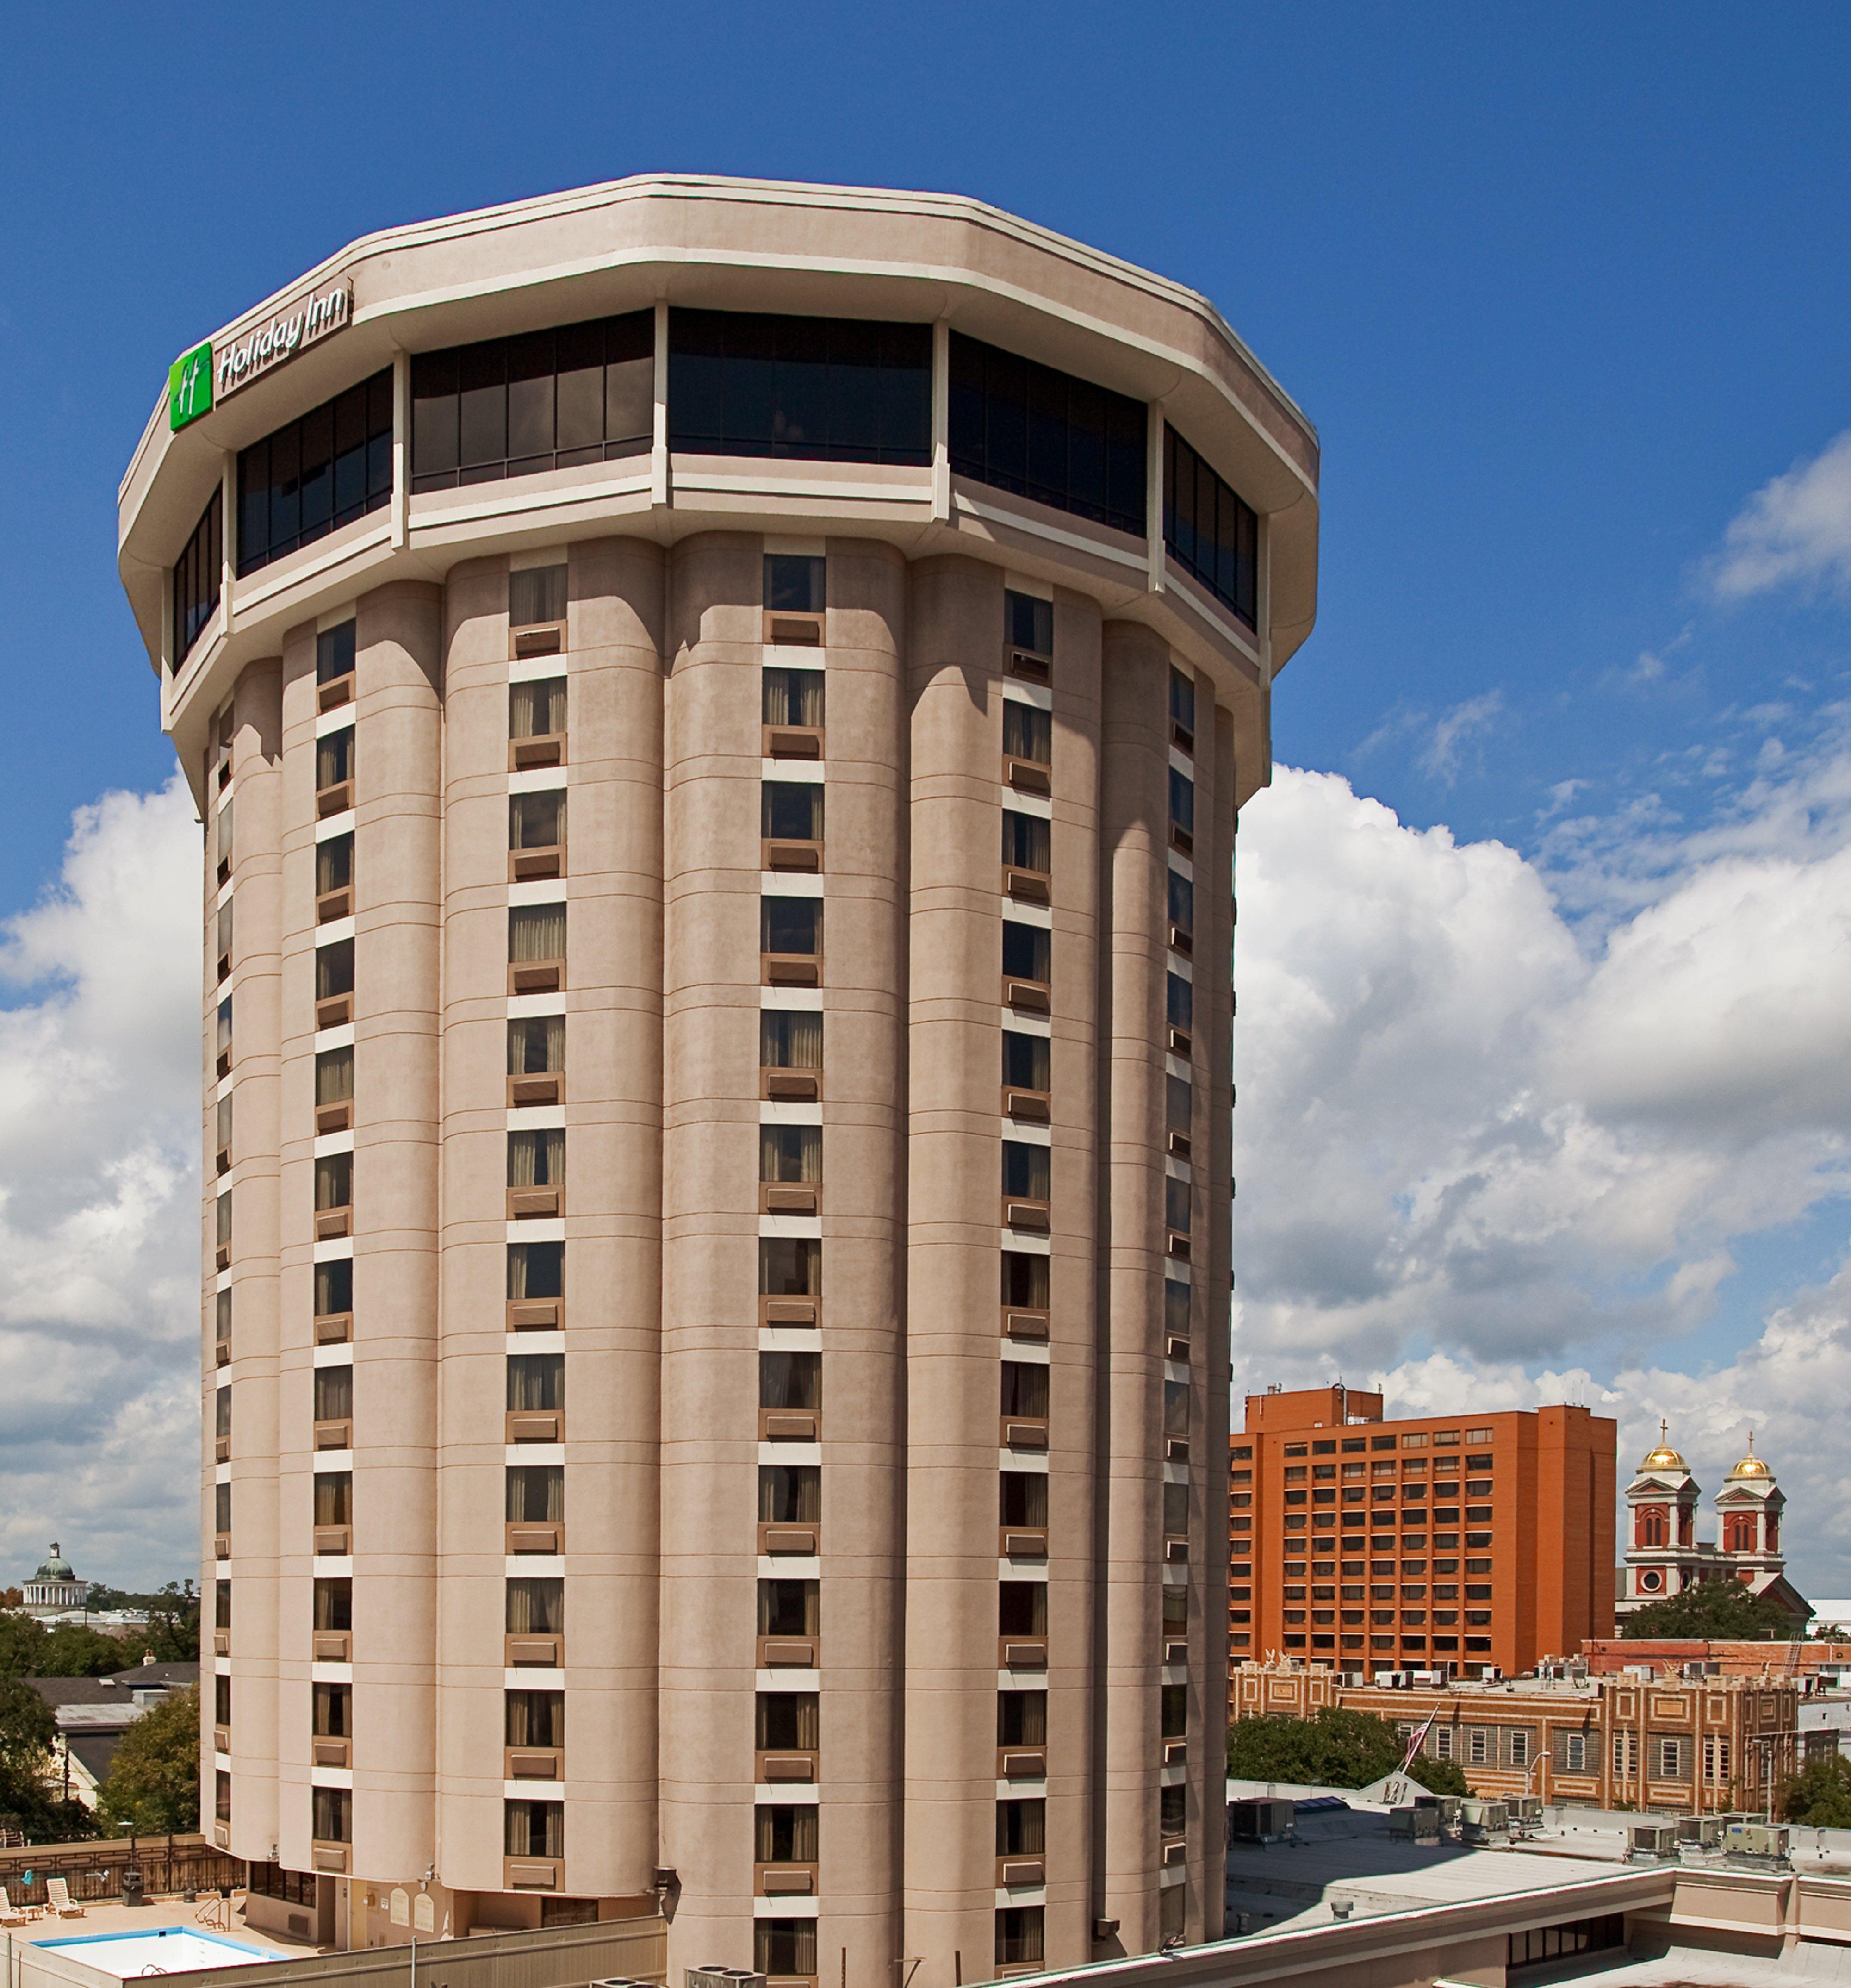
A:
[1617,1426,1813,1629]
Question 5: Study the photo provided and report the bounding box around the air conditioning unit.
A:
[1628,1823,1679,1857]
[1677,1817,1722,1846]
[1724,1823,1789,1859]
[685,1970,766,1988]
[1507,1796,1543,1825]
[1460,1801,1509,1845]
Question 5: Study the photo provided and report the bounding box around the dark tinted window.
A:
[765,555,826,612]
[412,313,652,492]
[172,489,222,668]
[238,372,391,577]
[669,310,930,463]
[1164,425,1259,628]
[1002,922,1050,983]
[317,623,356,685]
[950,333,1145,535]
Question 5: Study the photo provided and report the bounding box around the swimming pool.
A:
[31,1928,280,1976]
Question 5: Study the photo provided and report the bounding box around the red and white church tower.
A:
[1618,1424,1810,1628]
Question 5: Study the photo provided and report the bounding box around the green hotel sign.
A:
[164,277,352,435]
[168,342,214,431]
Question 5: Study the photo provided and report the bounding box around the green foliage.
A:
[0,1612,136,1680]
[1226,1706,1470,1796]
[1780,1754,1851,1827]
[87,1583,200,1664]
[0,1676,93,1843]
[97,1684,200,1836]
[1621,1582,1797,1641]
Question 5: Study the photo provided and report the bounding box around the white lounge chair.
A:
[0,1888,35,1926]
[45,1878,84,1918]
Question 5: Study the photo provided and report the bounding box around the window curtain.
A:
[509,904,566,962]
[510,791,565,848]
[755,1807,819,1863]
[756,1695,820,1749]
[217,1097,234,1151]
[316,730,353,790]
[315,1153,351,1210]
[217,900,234,958]
[761,1009,823,1070]
[1002,702,1049,764]
[509,1015,565,1073]
[509,676,567,739]
[757,1923,818,1979]
[757,1580,819,1637]
[505,1692,562,1747]
[215,1290,233,1341]
[316,1046,354,1105]
[314,1368,353,1420]
[1002,1142,1050,1200]
[509,1128,565,1187]
[507,1241,564,1301]
[758,1465,821,1524]
[1002,812,1050,872]
[507,1354,563,1412]
[506,1578,562,1636]
[510,565,567,628]
[760,1126,821,1184]
[758,1351,820,1412]
[508,1466,565,1524]
[505,1800,564,1858]
[763,668,825,728]
[314,1474,351,1525]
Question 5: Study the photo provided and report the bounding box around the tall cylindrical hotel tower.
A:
[118,178,1318,1983]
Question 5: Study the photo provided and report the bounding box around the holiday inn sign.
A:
[168,278,353,432]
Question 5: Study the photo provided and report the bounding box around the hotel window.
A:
[756,1805,819,1865]
[510,790,566,858]
[758,1579,820,1638]
[760,1239,821,1297]
[760,1350,821,1413]
[760,1465,821,1525]
[313,1577,351,1633]
[215,1673,232,1729]
[214,1482,232,1540]
[1167,971,1193,1033]
[761,1125,822,1186]
[317,622,356,696]
[999,1474,1048,1529]
[509,1016,565,1081]
[314,1365,353,1427]
[1001,1251,1050,1311]
[1002,1141,1050,1203]
[1003,1032,1051,1096]
[1164,1176,1192,1237]
[508,1353,564,1414]
[1005,590,1054,659]
[509,1128,565,1191]
[172,489,223,668]
[758,1692,820,1750]
[507,1465,564,1526]
[1003,921,1050,986]
[413,315,652,491]
[510,676,568,753]
[1169,769,1194,847]
[1001,1363,1050,1421]
[1163,424,1258,628]
[1004,700,1052,765]
[213,1770,231,1824]
[312,1049,351,1125]
[505,1689,562,1749]
[997,1798,1045,1858]
[506,1577,562,1637]
[949,333,1146,535]
[759,1922,820,1981]
[1161,1683,1187,1739]
[762,896,822,958]
[764,667,825,728]
[1159,1785,1186,1836]
[1000,1583,1048,1639]
[314,1259,352,1322]
[669,310,930,463]
[1002,810,1051,875]
[995,1907,1043,1969]
[763,781,824,844]
[504,1799,564,1859]
[998,1691,1046,1748]
[316,833,354,919]
[510,564,567,631]
[238,372,392,576]
[507,1240,564,1302]
[1170,667,1196,744]
[216,1191,233,1259]
[765,553,826,615]
[313,1787,351,1845]
[509,904,566,967]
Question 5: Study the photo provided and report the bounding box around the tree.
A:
[97,1684,200,1835]
[1621,1582,1796,1641]
[1779,1754,1851,1827]
[0,1612,138,1681]
[0,1677,93,1843]
[1226,1707,1471,1796]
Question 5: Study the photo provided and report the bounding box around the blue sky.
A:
[3,4,1851,1589]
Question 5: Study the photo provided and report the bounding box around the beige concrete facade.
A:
[124,177,1319,1985]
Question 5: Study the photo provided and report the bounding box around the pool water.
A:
[32,1928,279,1976]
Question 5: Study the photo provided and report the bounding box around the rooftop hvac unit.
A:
[1228,1797,1295,1843]
[1677,1816,1722,1846]
[1506,1796,1543,1824]
[1724,1823,1789,1859]
[1387,1805,1441,1841]
[1460,1801,1509,1844]
[1628,1823,1680,1857]
[687,1970,767,1988]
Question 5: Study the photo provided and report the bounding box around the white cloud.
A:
[1712,428,1851,600]
[0,776,201,1590]
[1233,742,1851,1593]
[1418,690,1503,783]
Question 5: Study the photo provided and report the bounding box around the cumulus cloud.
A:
[1233,738,1851,1592]
[0,776,201,1589]
[1712,428,1851,600]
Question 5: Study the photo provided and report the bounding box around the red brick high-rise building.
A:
[1230,1385,1615,1685]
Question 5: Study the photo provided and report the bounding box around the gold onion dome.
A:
[1727,1431,1772,1480]
[1640,1420,1686,1471]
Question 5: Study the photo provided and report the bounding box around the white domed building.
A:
[1618,1427,1812,1631]
[21,1544,89,1618]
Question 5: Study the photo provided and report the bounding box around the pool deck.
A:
[10,1896,320,1958]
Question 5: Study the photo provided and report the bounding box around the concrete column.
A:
[217,658,283,1867]
[1096,624,1171,1956]
[658,532,766,1968]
